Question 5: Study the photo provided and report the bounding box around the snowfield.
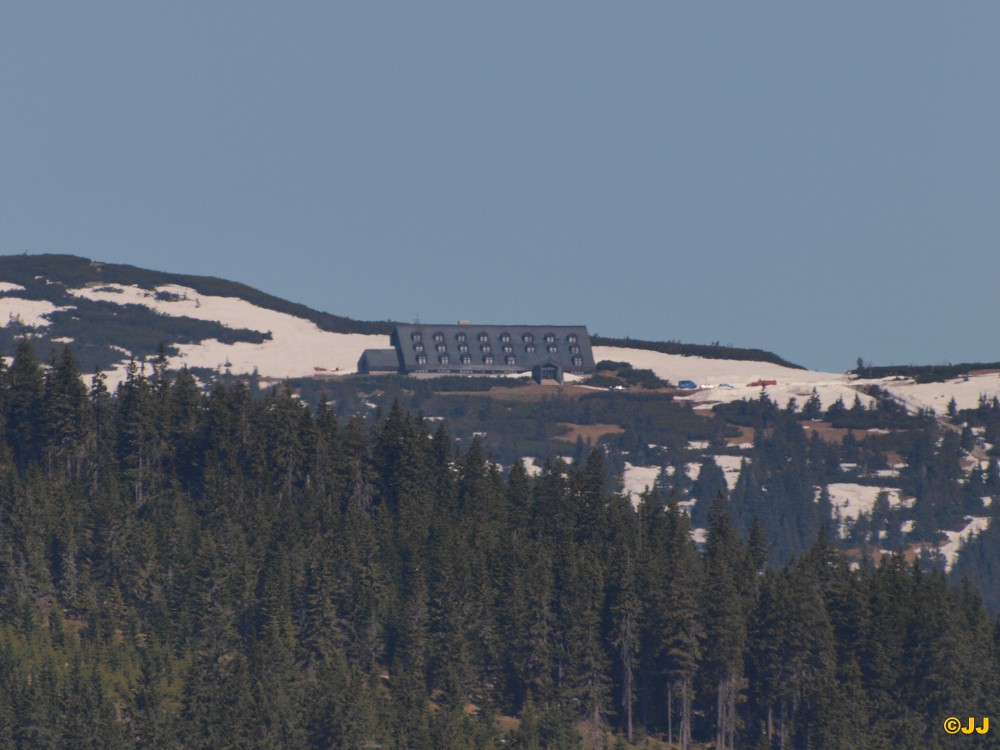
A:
[593,346,874,411]
[594,346,1000,416]
[0,297,72,328]
[65,283,389,386]
[863,373,1000,413]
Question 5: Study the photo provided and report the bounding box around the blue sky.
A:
[2,3,998,372]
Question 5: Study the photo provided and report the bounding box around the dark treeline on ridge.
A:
[0,341,996,749]
[589,335,801,370]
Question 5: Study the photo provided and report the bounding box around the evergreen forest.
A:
[0,342,997,749]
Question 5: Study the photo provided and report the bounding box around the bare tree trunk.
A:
[727,676,736,750]
[667,681,673,746]
[716,675,736,750]
[717,680,725,750]
[621,612,634,743]
[681,679,692,750]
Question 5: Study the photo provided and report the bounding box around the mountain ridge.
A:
[9,253,997,381]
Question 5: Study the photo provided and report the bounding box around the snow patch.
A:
[622,462,661,507]
[685,456,745,492]
[0,282,26,293]
[715,455,746,491]
[0,298,71,328]
[521,457,542,477]
[826,483,903,536]
[938,516,990,571]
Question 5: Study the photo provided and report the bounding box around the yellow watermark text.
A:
[944,717,989,735]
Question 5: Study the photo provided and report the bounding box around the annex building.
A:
[358,324,596,382]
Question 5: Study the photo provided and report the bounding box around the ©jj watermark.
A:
[944,717,990,735]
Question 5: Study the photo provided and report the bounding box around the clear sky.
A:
[2,3,998,372]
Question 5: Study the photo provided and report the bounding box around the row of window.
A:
[411,331,581,346]
[421,353,518,366]
[415,352,584,368]
[413,342,578,356]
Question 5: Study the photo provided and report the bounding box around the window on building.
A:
[500,332,511,343]
[439,354,450,365]
[525,344,536,354]
[503,344,513,354]
[458,344,469,354]
[456,332,466,343]
[436,343,447,353]
[416,354,427,365]
[480,344,491,354]
[461,354,472,365]
[522,333,534,344]
[478,332,489,343]
[433,332,444,343]
[411,332,422,342]
[547,345,558,354]
[569,345,580,354]
[544,333,555,344]
[567,334,578,344]
[505,355,517,366]
[483,354,494,365]
[572,356,583,367]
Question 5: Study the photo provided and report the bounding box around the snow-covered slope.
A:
[61,283,388,386]
[595,346,1000,416]
[862,373,1000,413]
[594,345,873,411]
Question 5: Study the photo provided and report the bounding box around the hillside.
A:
[0,254,1000,746]
[0,254,798,383]
[3,253,1000,592]
[0,254,392,379]
[0,356,993,749]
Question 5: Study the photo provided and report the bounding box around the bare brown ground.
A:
[442,383,596,401]
[802,420,868,444]
[842,542,927,567]
[496,715,521,732]
[885,450,905,468]
[556,422,625,443]
[726,426,756,446]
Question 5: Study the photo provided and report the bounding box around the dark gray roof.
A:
[358,348,402,372]
[391,324,594,375]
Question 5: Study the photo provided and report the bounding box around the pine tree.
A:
[6,340,44,473]
[700,493,748,750]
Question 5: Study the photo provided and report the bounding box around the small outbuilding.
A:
[358,349,401,374]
